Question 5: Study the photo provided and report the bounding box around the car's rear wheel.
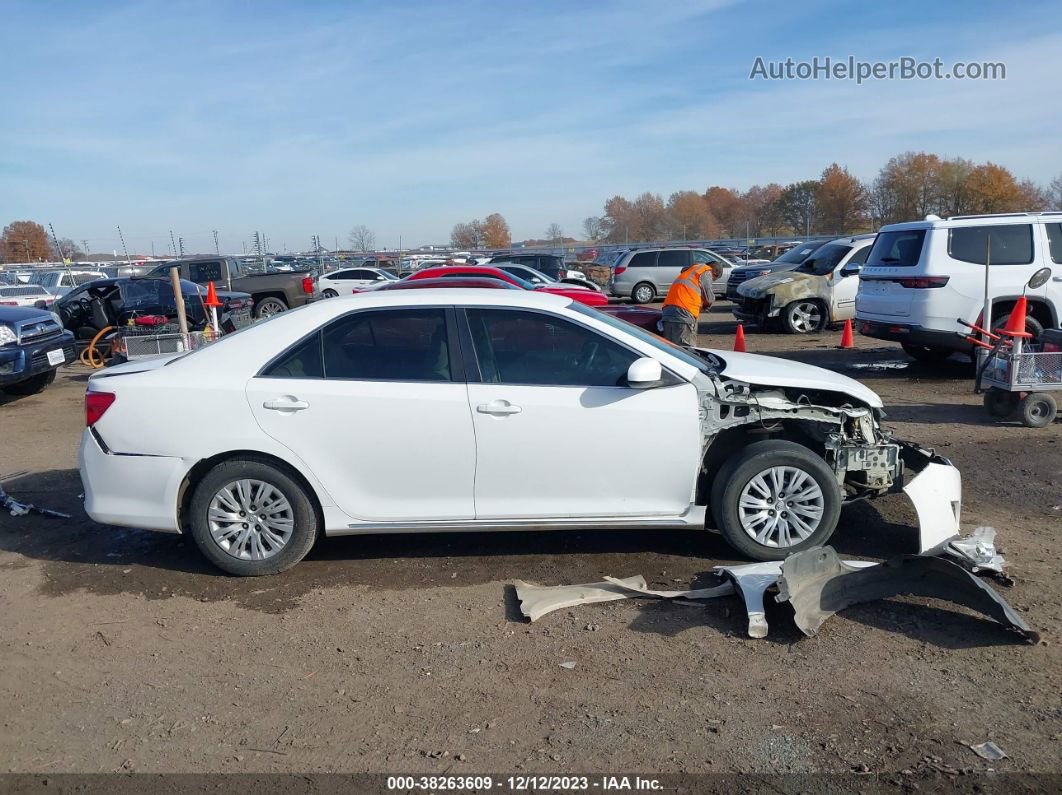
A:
[188,458,318,576]
[2,369,56,396]
[901,343,953,363]
[631,282,655,304]
[321,288,338,299]
[782,300,826,334]
[254,297,288,318]
[711,440,842,561]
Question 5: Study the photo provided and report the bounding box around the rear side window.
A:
[321,308,451,381]
[948,225,1033,265]
[190,261,224,282]
[262,333,324,378]
[657,250,689,269]
[1045,224,1062,264]
[865,230,927,267]
[627,252,657,268]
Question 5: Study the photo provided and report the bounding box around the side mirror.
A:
[840,261,863,277]
[627,357,663,389]
[1027,267,1051,290]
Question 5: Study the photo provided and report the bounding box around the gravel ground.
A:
[1,301,1059,780]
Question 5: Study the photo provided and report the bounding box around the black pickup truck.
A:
[146,257,318,318]
[0,306,76,396]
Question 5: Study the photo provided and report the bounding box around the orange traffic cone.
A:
[838,318,854,349]
[997,295,1032,338]
[733,323,746,352]
[204,281,224,308]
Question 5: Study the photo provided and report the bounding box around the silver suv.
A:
[610,247,733,304]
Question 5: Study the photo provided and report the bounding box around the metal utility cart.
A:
[968,268,1060,428]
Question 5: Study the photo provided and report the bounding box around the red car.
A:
[407,266,609,307]
[366,272,663,333]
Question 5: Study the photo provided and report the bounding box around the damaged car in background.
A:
[80,289,985,576]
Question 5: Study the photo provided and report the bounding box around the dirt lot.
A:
[1,301,1059,779]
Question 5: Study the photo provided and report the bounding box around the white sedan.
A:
[79,289,960,576]
[0,284,56,307]
[317,267,397,297]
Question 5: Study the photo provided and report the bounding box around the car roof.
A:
[312,287,571,313]
[380,278,517,290]
[880,211,1062,232]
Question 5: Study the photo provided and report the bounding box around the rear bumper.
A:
[78,428,188,533]
[0,332,75,386]
[858,319,970,353]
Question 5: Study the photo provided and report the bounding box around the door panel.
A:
[468,382,700,518]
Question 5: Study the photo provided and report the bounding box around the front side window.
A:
[847,244,872,265]
[1043,224,1062,264]
[466,308,638,387]
[321,308,451,381]
[866,230,927,267]
[798,244,851,275]
[948,224,1033,265]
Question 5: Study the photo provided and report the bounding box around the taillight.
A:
[614,265,627,275]
[0,301,17,306]
[302,277,314,294]
[895,277,949,289]
[85,391,116,426]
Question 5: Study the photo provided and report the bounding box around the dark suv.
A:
[0,306,76,396]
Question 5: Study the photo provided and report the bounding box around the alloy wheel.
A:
[787,301,822,333]
[737,466,824,548]
[207,479,294,560]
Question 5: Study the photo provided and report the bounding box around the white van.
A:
[857,213,1062,361]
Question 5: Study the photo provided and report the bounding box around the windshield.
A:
[569,302,715,374]
[796,244,852,275]
[775,242,825,264]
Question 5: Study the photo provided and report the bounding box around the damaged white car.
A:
[80,289,965,576]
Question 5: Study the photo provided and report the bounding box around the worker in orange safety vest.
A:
[661,262,715,346]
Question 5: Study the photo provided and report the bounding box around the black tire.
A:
[2,369,56,396]
[253,297,288,318]
[1019,392,1057,429]
[710,440,842,561]
[901,343,953,363]
[631,282,655,304]
[321,289,338,299]
[188,458,319,576]
[993,314,1043,341]
[983,388,1019,419]
[781,299,827,334]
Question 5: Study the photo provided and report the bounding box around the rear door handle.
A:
[477,400,521,416]
[263,398,309,412]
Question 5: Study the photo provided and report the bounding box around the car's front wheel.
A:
[711,440,842,560]
[188,458,318,576]
[321,288,338,299]
[782,300,826,334]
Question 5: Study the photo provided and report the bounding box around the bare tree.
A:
[545,223,564,245]
[1049,173,1062,209]
[582,216,605,241]
[451,220,484,249]
[348,225,376,252]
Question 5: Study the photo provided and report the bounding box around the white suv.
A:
[857,212,1062,361]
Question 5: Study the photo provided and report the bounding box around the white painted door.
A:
[832,244,871,320]
[463,307,701,519]
[246,307,476,521]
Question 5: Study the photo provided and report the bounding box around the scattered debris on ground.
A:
[966,741,1008,760]
[0,482,71,519]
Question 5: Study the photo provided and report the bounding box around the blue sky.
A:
[2,0,1060,254]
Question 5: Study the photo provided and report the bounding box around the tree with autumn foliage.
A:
[1,220,52,263]
[666,191,720,240]
[816,163,868,234]
[481,213,511,249]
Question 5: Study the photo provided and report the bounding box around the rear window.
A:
[866,230,927,267]
[627,251,657,268]
[1,285,47,297]
[948,225,1033,265]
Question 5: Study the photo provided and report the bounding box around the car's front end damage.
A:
[732,271,833,326]
[691,349,1001,576]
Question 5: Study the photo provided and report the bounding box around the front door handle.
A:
[263,398,309,412]
[477,399,522,416]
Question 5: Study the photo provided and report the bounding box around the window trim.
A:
[256,305,465,383]
[457,305,684,390]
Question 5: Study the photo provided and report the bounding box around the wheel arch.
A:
[177,450,325,534]
[991,296,1055,329]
